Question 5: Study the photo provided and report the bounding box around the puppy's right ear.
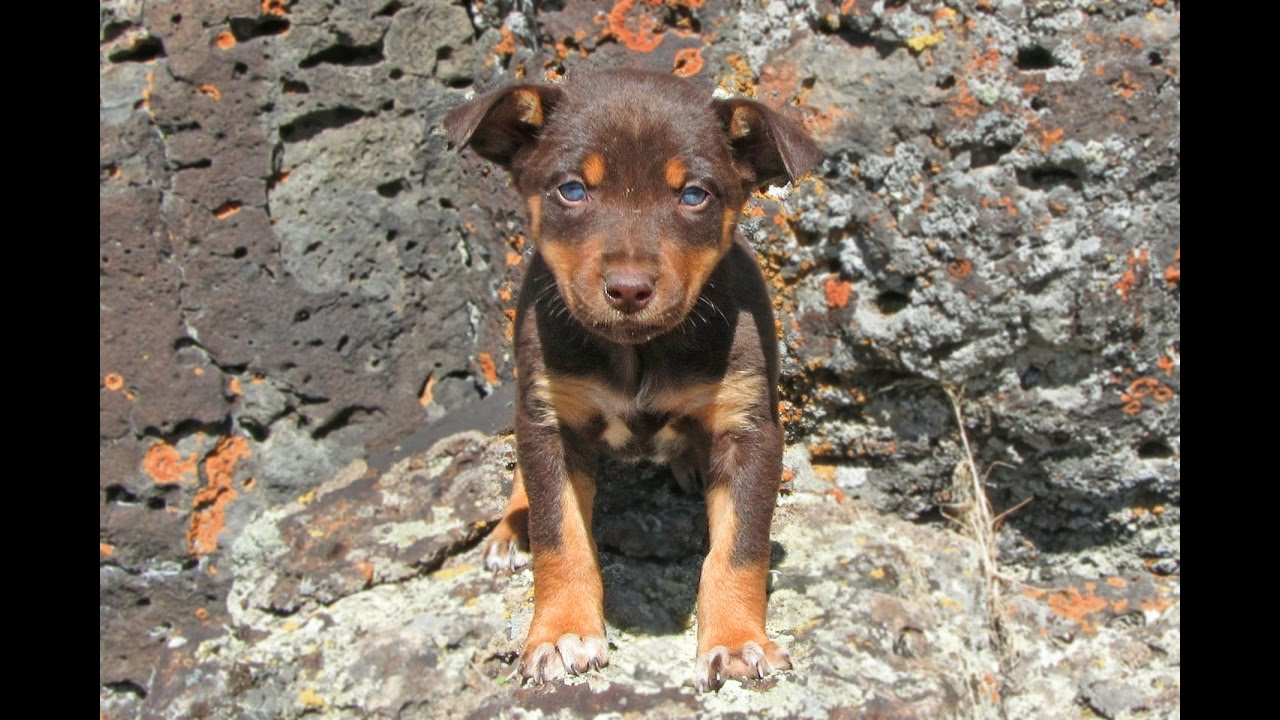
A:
[444,84,564,168]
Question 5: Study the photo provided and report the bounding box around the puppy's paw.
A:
[483,530,530,573]
[520,633,609,684]
[694,640,792,692]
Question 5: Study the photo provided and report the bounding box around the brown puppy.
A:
[444,69,821,691]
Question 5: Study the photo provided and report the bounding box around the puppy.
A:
[445,69,821,691]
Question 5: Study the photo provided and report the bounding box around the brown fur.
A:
[444,69,821,689]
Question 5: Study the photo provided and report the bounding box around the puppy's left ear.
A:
[444,84,564,168]
[714,99,823,189]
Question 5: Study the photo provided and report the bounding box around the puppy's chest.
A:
[532,369,763,461]
[535,376,697,461]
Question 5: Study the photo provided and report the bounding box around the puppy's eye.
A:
[557,181,587,203]
[679,186,709,207]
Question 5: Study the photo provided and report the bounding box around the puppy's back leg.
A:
[485,466,531,572]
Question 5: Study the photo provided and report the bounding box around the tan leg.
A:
[694,484,791,691]
[520,467,608,682]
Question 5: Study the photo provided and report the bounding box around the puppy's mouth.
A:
[563,288,692,345]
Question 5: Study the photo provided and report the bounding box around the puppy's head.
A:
[445,70,822,344]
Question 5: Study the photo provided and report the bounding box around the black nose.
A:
[603,271,655,314]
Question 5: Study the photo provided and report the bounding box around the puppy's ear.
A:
[444,84,564,168]
[714,99,823,189]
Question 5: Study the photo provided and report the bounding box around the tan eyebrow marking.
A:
[583,153,606,186]
[665,157,687,189]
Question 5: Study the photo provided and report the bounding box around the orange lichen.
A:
[1128,377,1159,398]
[104,373,125,391]
[228,377,242,396]
[1122,399,1143,416]
[1115,269,1137,301]
[1118,34,1144,50]
[1156,355,1174,376]
[1106,576,1128,588]
[1115,70,1141,100]
[1151,386,1173,403]
[800,105,851,139]
[1046,586,1109,634]
[1139,595,1173,615]
[140,70,155,112]
[983,673,1000,704]
[948,259,973,278]
[262,0,288,17]
[100,543,115,557]
[505,251,523,266]
[1039,128,1064,152]
[359,561,375,585]
[503,308,517,341]
[187,436,250,556]
[198,83,222,101]
[208,564,220,575]
[1163,247,1180,286]
[824,276,852,309]
[214,201,242,219]
[143,442,199,485]
[950,83,979,119]
[494,26,516,58]
[193,367,205,377]
[195,607,209,620]
[477,353,499,386]
[673,47,704,77]
[1048,201,1068,215]
[215,31,236,50]
[607,0,664,53]
[419,374,436,407]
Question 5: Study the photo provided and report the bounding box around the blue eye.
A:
[557,181,587,203]
[679,186,709,206]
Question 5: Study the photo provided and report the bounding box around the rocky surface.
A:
[101,0,1180,716]
[104,432,1180,719]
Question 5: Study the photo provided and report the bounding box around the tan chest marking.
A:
[533,370,765,451]
[651,370,766,437]
[533,374,632,429]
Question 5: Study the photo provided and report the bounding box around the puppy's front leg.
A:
[516,415,608,682]
[695,417,791,691]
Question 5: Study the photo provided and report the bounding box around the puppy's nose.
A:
[603,270,655,314]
